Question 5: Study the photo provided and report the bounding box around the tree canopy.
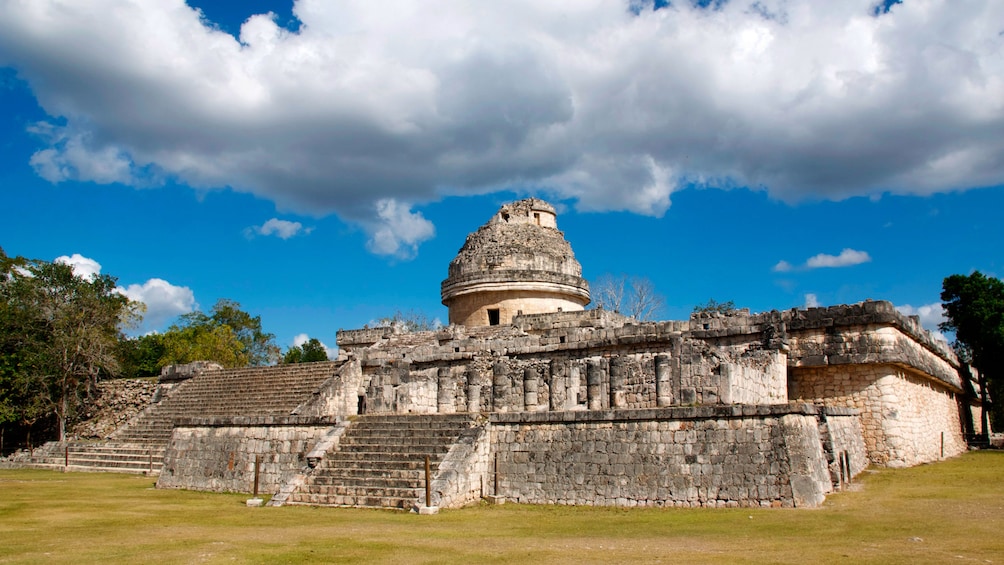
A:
[940,271,1004,427]
[159,299,279,368]
[282,338,329,364]
[0,248,138,441]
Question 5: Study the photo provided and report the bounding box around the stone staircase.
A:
[284,414,476,510]
[113,361,342,445]
[2,441,165,474]
[2,362,342,475]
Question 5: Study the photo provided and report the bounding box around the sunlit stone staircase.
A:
[3,362,341,475]
[284,414,477,510]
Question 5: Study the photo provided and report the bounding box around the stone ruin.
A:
[3,198,990,511]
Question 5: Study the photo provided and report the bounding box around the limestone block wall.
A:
[362,362,438,414]
[790,364,967,467]
[787,325,961,390]
[157,416,339,494]
[489,405,834,508]
[291,359,363,418]
[428,419,493,509]
[719,351,787,405]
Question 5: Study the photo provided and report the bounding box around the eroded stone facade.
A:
[441,199,590,326]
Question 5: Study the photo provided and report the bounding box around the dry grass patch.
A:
[1,451,1002,564]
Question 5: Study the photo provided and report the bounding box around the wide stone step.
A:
[313,467,427,480]
[307,475,422,489]
[340,430,469,441]
[298,484,421,500]
[66,450,164,461]
[66,458,163,471]
[68,446,164,457]
[335,441,453,454]
[317,459,441,472]
[326,451,446,463]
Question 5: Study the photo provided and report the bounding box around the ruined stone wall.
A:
[489,405,834,508]
[787,325,961,390]
[157,416,339,494]
[362,361,438,414]
[720,351,787,405]
[790,364,967,467]
[354,343,786,417]
[72,378,159,439]
[290,359,364,418]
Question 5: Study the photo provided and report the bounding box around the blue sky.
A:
[1,1,1002,355]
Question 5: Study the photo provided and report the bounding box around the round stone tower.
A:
[441,198,590,327]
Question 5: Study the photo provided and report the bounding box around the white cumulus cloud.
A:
[773,260,793,273]
[50,253,195,332]
[117,278,196,332]
[55,253,102,280]
[804,293,820,308]
[2,0,1004,257]
[365,198,436,259]
[805,249,872,269]
[776,248,872,272]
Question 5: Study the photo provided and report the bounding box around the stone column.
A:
[523,367,538,411]
[549,359,566,411]
[493,361,509,412]
[437,367,454,413]
[586,359,603,411]
[609,356,627,408]
[655,354,673,407]
[466,367,481,413]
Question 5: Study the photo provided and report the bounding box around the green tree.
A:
[940,271,1004,428]
[160,321,248,368]
[158,299,278,368]
[0,248,138,441]
[117,333,166,378]
[282,338,329,363]
[207,299,279,366]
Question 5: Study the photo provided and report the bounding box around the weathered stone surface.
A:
[489,406,832,508]
[441,199,590,326]
[157,416,340,494]
[790,364,967,467]
[72,378,159,439]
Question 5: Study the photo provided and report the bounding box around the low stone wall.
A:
[790,364,967,467]
[157,416,340,494]
[489,405,835,508]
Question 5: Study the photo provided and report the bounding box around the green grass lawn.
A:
[1,451,1002,564]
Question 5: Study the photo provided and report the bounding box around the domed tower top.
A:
[441,198,590,327]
